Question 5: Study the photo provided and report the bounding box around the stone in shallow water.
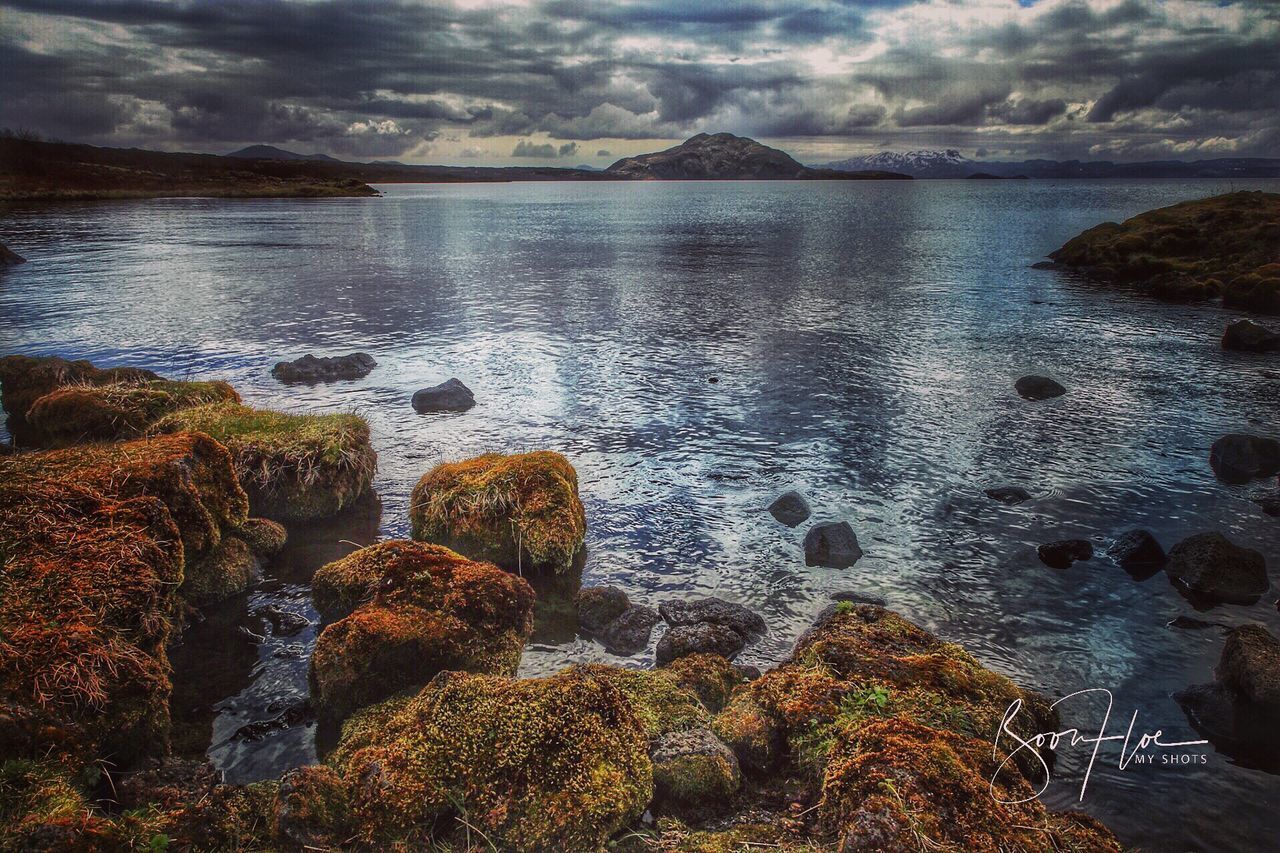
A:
[0,243,25,265]
[1253,493,1280,517]
[271,352,376,383]
[1107,529,1166,576]
[657,622,747,664]
[766,490,811,526]
[1037,538,1093,569]
[803,521,863,568]
[1015,374,1066,400]
[601,605,660,655]
[575,586,631,633]
[1166,532,1268,605]
[985,485,1032,505]
[411,377,475,412]
[1209,433,1280,484]
[1222,319,1280,352]
[659,597,766,640]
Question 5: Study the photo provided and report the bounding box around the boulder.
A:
[1107,529,1166,575]
[411,377,475,413]
[24,380,239,447]
[575,586,631,632]
[0,243,25,265]
[1166,532,1269,605]
[0,354,160,445]
[271,352,376,383]
[1222,319,1280,352]
[1218,624,1280,709]
[766,490,811,526]
[659,654,745,714]
[1015,375,1066,400]
[984,485,1032,505]
[803,521,863,568]
[657,622,747,664]
[1209,433,1280,483]
[1253,493,1280,517]
[650,726,741,811]
[659,597,766,641]
[601,605,660,656]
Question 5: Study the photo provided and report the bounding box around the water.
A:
[2,179,1279,850]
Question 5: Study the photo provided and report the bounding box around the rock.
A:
[0,243,25,265]
[257,604,311,637]
[1222,319,1280,352]
[803,521,863,568]
[1015,375,1066,400]
[657,622,747,664]
[236,517,287,556]
[276,766,352,850]
[411,377,475,412]
[410,450,586,574]
[230,701,314,742]
[271,352,376,383]
[24,379,240,447]
[1167,615,1222,630]
[659,654,745,714]
[831,590,887,607]
[0,354,160,445]
[650,726,742,810]
[1209,433,1280,483]
[984,485,1032,505]
[659,597,766,640]
[1166,532,1269,605]
[767,490,811,526]
[600,605,660,655]
[575,586,631,632]
[1106,529,1166,574]
[1253,493,1280,516]
[1037,539,1094,569]
[1218,624,1280,708]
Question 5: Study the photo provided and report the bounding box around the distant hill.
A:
[607,133,907,180]
[227,145,342,162]
[819,149,1280,179]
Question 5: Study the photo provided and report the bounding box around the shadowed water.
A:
[2,179,1279,850]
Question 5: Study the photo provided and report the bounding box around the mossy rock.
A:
[309,541,535,719]
[0,354,159,445]
[153,401,376,521]
[3,431,249,567]
[181,534,258,607]
[651,727,742,812]
[327,666,652,850]
[235,516,287,557]
[23,379,239,447]
[410,450,586,574]
[0,474,182,770]
[585,663,713,739]
[661,653,747,714]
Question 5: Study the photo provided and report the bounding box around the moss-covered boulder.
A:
[651,726,742,812]
[410,450,586,574]
[309,541,535,719]
[1048,191,1280,312]
[0,474,182,769]
[0,354,159,445]
[327,666,652,850]
[661,653,748,715]
[153,401,376,521]
[23,379,239,447]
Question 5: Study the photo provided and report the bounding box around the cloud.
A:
[596,148,611,156]
[512,139,559,157]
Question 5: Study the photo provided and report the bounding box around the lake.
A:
[2,179,1278,850]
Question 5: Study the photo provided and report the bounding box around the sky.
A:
[1,0,1277,166]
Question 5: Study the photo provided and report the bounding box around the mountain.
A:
[227,145,342,162]
[606,132,906,180]
[819,149,1280,180]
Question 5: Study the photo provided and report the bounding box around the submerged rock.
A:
[984,485,1032,505]
[831,590,888,607]
[410,450,586,574]
[411,377,475,412]
[766,490,811,526]
[659,597,766,641]
[657,622,748,664]
[271,352,376,383]
[1209,432,1280,483]
[1014,374,1066,400]
[1253,493,1280,517]
[1038,538,1094,570]
[803,520,863,568]
[1223,319,1280,352]
[1107,529,1166,576]
[1168,615,1223,631]
[309,541,535,720]
[1166,532,1268,605]
[0,243,25,265]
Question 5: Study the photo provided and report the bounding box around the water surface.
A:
[2,179,1279,850]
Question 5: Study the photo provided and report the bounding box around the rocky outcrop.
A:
[1165,532,1269,605]
[410,377,475,412]
[767,490,811,526]
[1209,432,1280,483]
[1015,374,1066,400]
[804,521,863,567]
[0,354,159,445]
[655,597,766,665]
[24,379,239,447]
[272,352,376,383]
[606,132,909,181]
[1223,319,1280,352]
[1037,538,1094,569]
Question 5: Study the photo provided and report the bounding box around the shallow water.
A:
[2,179,1279,849]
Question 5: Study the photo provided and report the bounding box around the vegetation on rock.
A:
[0,354,159,445]
[153,401,376,521]
[410,450,586,573]
[24,379,239,446]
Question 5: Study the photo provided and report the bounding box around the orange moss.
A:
[309,541,535,718]
[0,473,182,768]
[0,354,159,444]
[24,379,239,447]
[410,450,586,574]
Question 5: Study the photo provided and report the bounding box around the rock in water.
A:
[411,377,475,412]
[657,622,747,664]
[659,597,766,641]
[575,586,631,632]
[1166,532,1269,605]
[1223,319,1280,352]
[1219,624,1280,708]
[1015,375,1066,400]
[1037,539,1094,569]
[1209,433,1280,483]
[1107,529,1166,575]
[272,352,376,383]
[804,521,863,568]
[601,605,660,656]
[766,490,811,526]
[985,485,1032,505]
[1253,493,1280,517]
[0,243,25,265]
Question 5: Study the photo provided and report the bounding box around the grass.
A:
[24,379,239,446]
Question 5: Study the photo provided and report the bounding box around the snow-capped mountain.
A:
[817,149,974,178]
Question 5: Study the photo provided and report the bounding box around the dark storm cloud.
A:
[1,0,1277,161]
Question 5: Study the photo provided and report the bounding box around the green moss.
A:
[234,517,287,557]
[585,664,712,739]
[660,653,745,715]
[181,534,256,606]
[153,402,376,521]
[24,380,239,447]
[409,451,586,574]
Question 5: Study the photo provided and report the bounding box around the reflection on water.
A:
[2,179,1279,849]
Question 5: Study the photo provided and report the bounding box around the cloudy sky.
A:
[2,0,1277,166]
